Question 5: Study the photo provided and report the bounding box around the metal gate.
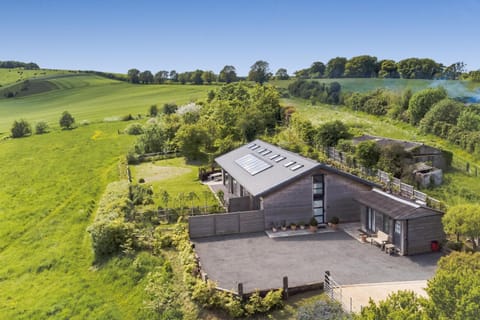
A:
[324,271,353,313]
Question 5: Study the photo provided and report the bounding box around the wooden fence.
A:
[189,210,265,238]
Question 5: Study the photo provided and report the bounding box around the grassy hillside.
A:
[271,78,480,98]
[286,97,480,205]
[0,68,78,87]
[0,74,215,133]
[0,122,157,318]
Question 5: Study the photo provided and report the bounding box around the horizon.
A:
[1,0,479,75]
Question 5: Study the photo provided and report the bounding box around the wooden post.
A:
[283,276,289,300]
[238,283,244,300]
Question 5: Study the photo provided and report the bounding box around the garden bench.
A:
[371,230,390,250]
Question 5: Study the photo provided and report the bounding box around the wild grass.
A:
[0,122,162,319]
[0,68,77,86]
[0,74,215,133]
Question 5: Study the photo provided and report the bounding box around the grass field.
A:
[271,78,480,98]
[130,158,218,209]
[0,122,169,318]
[0,68,78,87]
[0,74,215,133]
[286,97,480,205]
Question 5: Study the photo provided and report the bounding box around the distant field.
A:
[0,74,215,133]
[0,68,78,86]
[286,97,480,205]
[0,122,159,318]
[271,78,480,98]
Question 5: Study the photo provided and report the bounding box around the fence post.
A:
[238,283,244,300]
[283,276,289,300]
[325,271,331,298]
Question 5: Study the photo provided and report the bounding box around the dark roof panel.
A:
[354,189,443,220]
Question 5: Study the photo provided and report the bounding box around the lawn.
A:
[0,74,216,133]
[130,158,218,209]
[0,122,162,319]
[285,97,480,206]
[0,68,77,86]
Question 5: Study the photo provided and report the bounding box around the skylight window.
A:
[251,145,260,150]
[274,156,286,162]
[260,150,271,156]
[269,154,279,160]
[284,161,296,167]
[257,148,266,153]
[235,154,273,176]
[247,143,257,149]
[290,164,304,171]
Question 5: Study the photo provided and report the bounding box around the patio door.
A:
[367,207,375,232]
[312,175,325,223]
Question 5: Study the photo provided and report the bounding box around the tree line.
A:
[295,56,468,80]
[0,60,39,70]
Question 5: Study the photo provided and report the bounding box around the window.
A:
[395,221,401,234]
[290,164,304,171]
[284,161,296,167]
[274,156,286,162]
[312,175,325,224]
[383,216,391,233]
[235,154,272,175]
[269,154,279,160]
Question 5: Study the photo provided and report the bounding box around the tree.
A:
[274,68,289,80]
[397,58,441,79]
[218,65,237,83]
[11,119,32,138]
[127,68,140,83]
[457,106,480,131]
[426,252,480,320]
[310,61,326,78]
[175,123,210,160]
[162,103,178,115]
[154,70,169,84]
[169,70,178,82]
[325,57,347,78]
[149,104,158,117]
[377,143,411,178]
[356,141,381,168]
[408,87,447,125]
[139,70,154,84]
[378,59,399,78]
[190,70,204,85]
[419,99,463,133]
[356,290,427,320]
[248,60,270,84]
[59,111,75,129]
[35,121,49,134]
[344,55,378,78]
[443,204,480,249]
[442,62,466,80]
[316,120,350,147]
[201,70,216,84]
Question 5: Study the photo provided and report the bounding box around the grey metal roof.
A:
[215,139,321,197]
[354,189,443,220]
[352,135,421,151]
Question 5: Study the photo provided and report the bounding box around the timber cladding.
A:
[189,210,265,238]
[407,215,445,255]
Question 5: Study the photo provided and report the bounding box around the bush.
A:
[124,123,144,135]
[35,121,49,134]
[297,298,349,320]
[59,111,75,129]
[329,216,340,224]
[11,119,32,138]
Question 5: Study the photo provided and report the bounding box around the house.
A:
[352,134,450,171]
[355,189,445,255]
[215,139,378,227]
[205,139,445,254]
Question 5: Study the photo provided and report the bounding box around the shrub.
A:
[297,298,349,320]
[11,119,32,138]
[310,217,318,226]
[124,123,144,135]
[35,121,49,134]
[59,111,75,129]
[329,216,340,224]
[130,184,154,205]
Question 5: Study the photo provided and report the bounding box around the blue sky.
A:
[2,0,479,75]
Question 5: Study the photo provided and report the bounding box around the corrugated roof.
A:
[354,189,443,220]
[215,139,321,197]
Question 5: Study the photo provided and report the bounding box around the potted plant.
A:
[290,222,297,231]
[299,221,306,230]
[309,217,318,232]
[281,220,287,231]
[271,222,278,233]
[329,216,339,230]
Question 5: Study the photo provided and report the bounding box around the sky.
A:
[2,0,479,75]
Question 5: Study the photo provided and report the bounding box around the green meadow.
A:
[0,74,215,133]
[0,68,77,87]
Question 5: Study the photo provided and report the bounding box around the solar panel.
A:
[290,164,304,171]
[235,154,273,176]
[284,161,296,167]
[274,156,286,162]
